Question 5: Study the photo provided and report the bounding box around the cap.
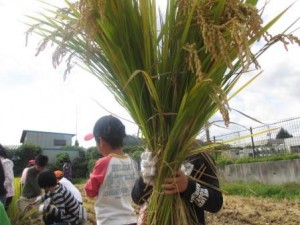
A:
[84,133,94,141]
[28,160,35,166]
[54,170,63,179]
[84,115,126,147]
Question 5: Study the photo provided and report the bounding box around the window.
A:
[53,139,67,146]
[291,145,300,153]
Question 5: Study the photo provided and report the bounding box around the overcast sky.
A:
[0,0,299,148]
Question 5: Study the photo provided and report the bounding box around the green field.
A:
[221,181,300,200]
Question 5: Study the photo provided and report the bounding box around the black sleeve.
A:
[180,152,223,213]
[131,176,153,205]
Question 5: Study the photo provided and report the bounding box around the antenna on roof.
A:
[75,105,79,147]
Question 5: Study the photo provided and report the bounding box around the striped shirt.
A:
[45,183,80,225]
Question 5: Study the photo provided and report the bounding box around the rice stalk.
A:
[26,0,300,224]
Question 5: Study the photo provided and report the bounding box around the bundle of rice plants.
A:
[26,0,299,224]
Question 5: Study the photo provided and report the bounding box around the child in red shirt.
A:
[84,115,138,225]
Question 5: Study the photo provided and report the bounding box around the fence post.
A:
[250,127,255,157]
[213,136,218,160]
[205,123,211,142]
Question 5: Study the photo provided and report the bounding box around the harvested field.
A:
[77,183,300,225]
[206,195,300,225]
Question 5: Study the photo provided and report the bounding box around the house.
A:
[283,136,300,153]
[20,130,78,163]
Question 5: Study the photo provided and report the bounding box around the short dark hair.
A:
[38,170,57,188]
[93,115,126,148]
[35,154,49,167]
[0,144,7,158]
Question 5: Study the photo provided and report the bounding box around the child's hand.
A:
[38,204,45,213]
[140,150,156,185]
[34,196,43,204]
[39,198,51,212]
[162,171,188,195]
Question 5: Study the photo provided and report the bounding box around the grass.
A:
[221,181,300,200]
[216,154,300,166]
[7,178,22,222]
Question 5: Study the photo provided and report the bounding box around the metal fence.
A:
[210,117,300,158]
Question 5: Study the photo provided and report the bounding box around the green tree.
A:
[55,146,89,178]
[17,143,42,161]
[72,149,88,178]
[55,152,70,168]
[14,143,42,175]
[276,128,293,139]
[123,135,144,162]
[85,146,101,173]
[85,146,100,161]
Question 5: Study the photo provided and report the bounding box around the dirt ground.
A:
[79,180,300,225]
[206,195,300,225]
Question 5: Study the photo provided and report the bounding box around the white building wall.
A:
[22,130,77,163]
[284,136,300,153]
[26,132,73,147]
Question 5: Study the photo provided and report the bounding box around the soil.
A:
[79,180,300,225]
[206,195,300,225]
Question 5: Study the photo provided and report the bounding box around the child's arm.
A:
[131,176,153,205]
[179,153,223,213]
[84,156,111,198]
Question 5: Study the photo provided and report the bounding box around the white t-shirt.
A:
[85,154,139,225]
[21,167,31,185]
[0,157,15,197]
[59,177,83,203]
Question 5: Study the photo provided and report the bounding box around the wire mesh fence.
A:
[208,117,300,158]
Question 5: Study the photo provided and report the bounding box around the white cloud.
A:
[0,0,299,148]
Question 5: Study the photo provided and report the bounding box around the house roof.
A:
[20,130,76,143]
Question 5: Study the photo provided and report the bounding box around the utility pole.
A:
[250,127,255,157]
[75,105,79,147]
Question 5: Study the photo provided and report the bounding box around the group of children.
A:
[83,115,223,225]
[17,154,84,225]
[0,143,82,225]
[1,114,223,225]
